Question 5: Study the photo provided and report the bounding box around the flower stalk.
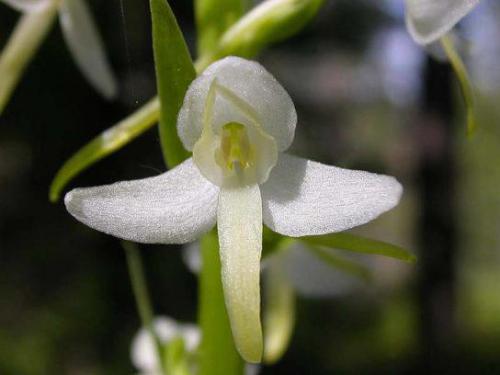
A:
[440,34,476,137]
[123,241,167,375]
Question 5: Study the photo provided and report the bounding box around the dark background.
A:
[1,0,500,373]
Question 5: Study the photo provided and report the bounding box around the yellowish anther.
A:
[217,122,253,171]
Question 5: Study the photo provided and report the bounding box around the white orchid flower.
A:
[64,56,402,363]
[405,0,481,45]
[131,316,200,375]
[0,0,117,101]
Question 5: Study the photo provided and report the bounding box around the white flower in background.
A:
[64,56,402,362]
[131,317,200,375]
[405,0,481,45]
[264,244,367,298]
[0,0,117,98]
[132,316,260,375]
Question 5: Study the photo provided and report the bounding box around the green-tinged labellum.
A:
[49,98,160,202]
[195,0,247,56]
[217,185,263,363]
[199,231,244,375]
[299,233,416,263]
[306,245,371,281]
[150,0,195,168]
[263,260,295,364]
[440,34,477,137]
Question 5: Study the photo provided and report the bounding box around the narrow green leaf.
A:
[0,3,58,115]
[49,98,160,202]
[263,261,295,364]
[199,231,244,375]
[164,337,190,375]
[299,233,416,263]
[197,0,325,67]
[150,0,196,168]
[440,34,477,137]
[306,245,371,281]
[195,0,247,56]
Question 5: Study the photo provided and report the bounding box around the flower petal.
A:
[218,184,263,363]
[405,0,480,45]
[0,0,46,12]
[178,56,296,152]
[59,0,117,99]
[65,158,219,244]
[261,154,403,237]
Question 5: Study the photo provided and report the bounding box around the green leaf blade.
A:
[299,233,416,263]
[49,98,160,202]
[150,0,196,168]
[306,246,372,281]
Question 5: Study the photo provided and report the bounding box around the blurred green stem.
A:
[164,337,191,375]
[198,231,244,375]
[440,34,476,137]
[0,2,59,115]
[123,241,167,375]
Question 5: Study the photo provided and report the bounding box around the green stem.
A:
[440,34,477,137]
[122,241,167,375]
[0,2,59,115]
[165,337,191,375]
[198,231,244,375]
